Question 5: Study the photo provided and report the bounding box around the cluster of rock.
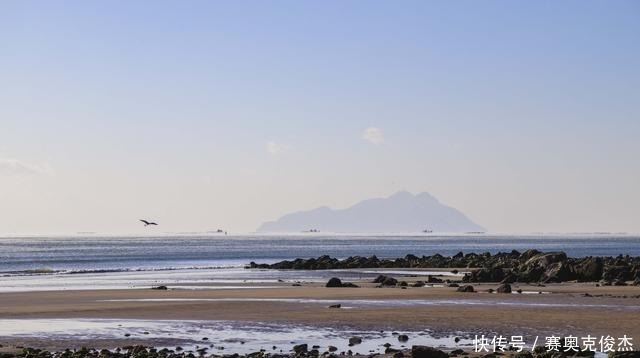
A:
[248,250,640,284]
[4,345,638,358]
[0,345,450,358]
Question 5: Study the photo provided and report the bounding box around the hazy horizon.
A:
[1,1,639,235]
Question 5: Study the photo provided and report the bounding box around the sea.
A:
[0,234,639,292]
[1,234,637,353]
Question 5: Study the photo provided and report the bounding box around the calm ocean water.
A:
[1,234,639,274]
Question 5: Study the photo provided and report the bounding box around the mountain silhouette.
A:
[257,191,485,233]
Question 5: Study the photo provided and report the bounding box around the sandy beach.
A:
[2,277,639,351]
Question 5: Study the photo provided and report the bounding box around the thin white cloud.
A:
[0,158,52,176]
[266,141,291,157]
[362,127,384,145]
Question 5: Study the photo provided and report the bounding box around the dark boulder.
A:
[514,352,533,358]
[496,283,512,293]
[500,273,517,284]
[525,252,567,268]
[608,352,640,358]
[456,285,474,293]
[293,344,308,354]
[604,266,632,282]
[463,268,507,283]
[573,257,604,281]
[543,262,575,283]
[382,277,398,286]
[373,275,388,283]
[349,337,362,346]
[411,345,448,358]
[326,277,358,288]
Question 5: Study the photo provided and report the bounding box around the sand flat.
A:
[1,283,639,340]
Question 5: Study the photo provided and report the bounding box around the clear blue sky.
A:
[1,1,639,234]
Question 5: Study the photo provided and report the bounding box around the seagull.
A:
[140,219,158,226]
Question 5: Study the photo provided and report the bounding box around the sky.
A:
[1,1,639,235]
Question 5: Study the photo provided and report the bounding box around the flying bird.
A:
[140,219,158,226]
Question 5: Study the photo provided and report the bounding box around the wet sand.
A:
[1,281,639,346]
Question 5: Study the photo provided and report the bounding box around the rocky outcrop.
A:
[250,251,640,284]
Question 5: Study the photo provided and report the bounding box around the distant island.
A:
[257,191,485,233]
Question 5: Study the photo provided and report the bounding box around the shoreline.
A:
[2,250,639,355]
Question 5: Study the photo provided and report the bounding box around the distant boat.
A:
[422,229,433,233]
[304,229,320,233]
[207,229,228,235]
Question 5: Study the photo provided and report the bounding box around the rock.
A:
[398,334,409,342]
[326,277,343,287]
[608,353,640,358]
[500,273,517,284]
[293,344,308,354]
[451,349,464,355]
[383,277,398,286]
[543,262,575,283]
[497,283,512,293]
[341,282,360,288]
[574,257,604,281]
[151,285,168,290]
[456,285,474,293]
[411,345,448,358]
[349,337,362,346]
[463,268,508,283]
[604,266,632,282]
[328,304,342,308]
[373,275,388,283]
[326,277,358,288]
[514,352,533,358]
[525,252,567,268]
[448,283,460,287]
[399,281,408,287]
[394,352,405,358]
[516,289,523,294]
[413,281,426,287]
[486,288,495,293]
[328,346,338,352]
